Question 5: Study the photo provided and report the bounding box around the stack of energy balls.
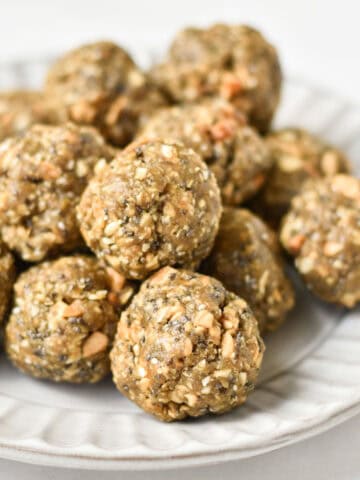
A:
[0,24,358,422]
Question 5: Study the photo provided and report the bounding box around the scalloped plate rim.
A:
[0,70,360,470]
[0,399,359,470]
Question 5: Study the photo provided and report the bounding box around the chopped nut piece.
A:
[183,338,193,356]
[209,325,222,344]
[135,167,147,180]
[83,332,109,358]
[63,301,85,318]
[321,151,340,175]
[185,393,198,407]
[323,242,343,257]
[106,267,126,291]
[239,372,247,385]
[332,175,359,198]
[297,257,315,274]
[194,311,214,329]
[222,332,234,358]
[214,369,232,378]
[104,222,119,237]
[287,234,306,253]
[161,144,174,158]
[148,266,176,285]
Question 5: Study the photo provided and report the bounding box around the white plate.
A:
[0,61,360,470]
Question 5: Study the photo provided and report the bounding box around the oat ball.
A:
[254,128,350,225]
[111,267,264,421]
[0,90,54,142]
[202,208,294,332]
[140,99,272,205]
[0,239,15,326]
[78,139,222,279]
[0,123,115,262]
[5,255,124,383]
[150,24,282,133]
[280,175,360,307]
[45,41,167,146]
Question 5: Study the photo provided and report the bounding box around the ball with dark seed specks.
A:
[111,267,264,421]
[5,256,125,383]
[78,139,222,279]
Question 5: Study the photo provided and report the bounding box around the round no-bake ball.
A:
[0,123,115,262]
[150,24,282,133]
[202,208,294,332]
[280,175,360,307]
[5,256,121,383]
[78,139,222,279]
[140,99,272,205]
[0,239,15,326]
[45,41,167,146]
[111,267,264,421]
[254,128,350,225]
[0,90,54,142]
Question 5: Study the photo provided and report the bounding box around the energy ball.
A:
[254,128,350,225]
[45,41,167,147]
[140,99,272,205]
[0,90,54,142]
[202,208,294,332]
[0,123,115,262]
[78,139,222,279]
[280,175,360,307]
[111,267,264,421]
[150,24,282,133]
[5,255,122,383]
[0,239,15,326]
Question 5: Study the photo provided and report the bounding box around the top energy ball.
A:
[150,24,282,133]
[78,139,222,279]
[45,41,167,147]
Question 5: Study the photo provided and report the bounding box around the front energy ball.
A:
[150,24,282,133]
[78,139,222,280]
[45,41,167,147]
[5,256,124,383]
[0,239,15,326]
[280,175,360,307]
[202,208,294,332]
[110,267,264,421]
[0,123,115,262]
[140,99,272,205]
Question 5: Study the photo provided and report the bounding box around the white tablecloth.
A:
[1,0,359,478]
